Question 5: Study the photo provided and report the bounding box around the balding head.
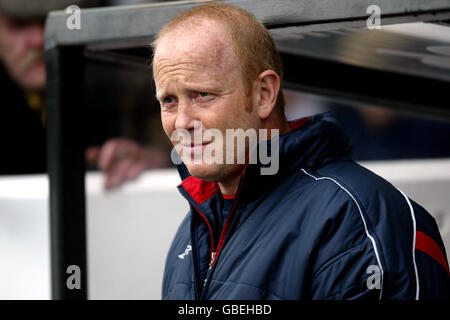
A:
[153,18,241,93]
[152,3,285,114]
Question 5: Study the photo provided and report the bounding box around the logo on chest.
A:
[178,244,192,259]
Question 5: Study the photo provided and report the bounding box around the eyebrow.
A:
[155,90,168,101]
[156,83,223,100]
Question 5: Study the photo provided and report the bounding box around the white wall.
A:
[0,160,449,299]
[85,169,187,299]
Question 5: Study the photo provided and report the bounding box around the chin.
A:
[185,162,223,182]
[22,63,46,91]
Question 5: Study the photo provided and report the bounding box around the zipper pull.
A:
[209,251,216,270]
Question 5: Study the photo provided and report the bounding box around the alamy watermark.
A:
[66,5,81,30]
[367,5,381,29]
[66,264,81,290]
[366,264,381,290]
[169,120,280,175]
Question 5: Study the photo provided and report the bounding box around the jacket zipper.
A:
[200,173,246,299]
[190,204,215,299]
[189,210,201,299]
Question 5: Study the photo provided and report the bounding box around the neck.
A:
[218,168,243,196]
[276,119,291,136]
[217,119,291,196]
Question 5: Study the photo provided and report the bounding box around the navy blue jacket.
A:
[162,113,450,300]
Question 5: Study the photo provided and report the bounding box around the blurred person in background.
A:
[0,0,169,188]
[0,0,51,174]
[283,90,450,161]
[282,91,450,161]
[332,104,450,161]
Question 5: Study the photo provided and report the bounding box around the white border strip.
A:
[301,168,384,299]
[396,188,420,300]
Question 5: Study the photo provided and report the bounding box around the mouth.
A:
[181,142,212,153]
[19,50,45,73]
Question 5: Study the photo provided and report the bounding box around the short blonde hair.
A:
[152,3,285,114]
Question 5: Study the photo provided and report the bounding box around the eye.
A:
[160,95,177,109]
[194,91,215,102]
[164,96,175,103]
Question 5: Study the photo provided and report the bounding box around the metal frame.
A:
[45,0,450,299]
[46,0,450,46]
[46,45,87,299]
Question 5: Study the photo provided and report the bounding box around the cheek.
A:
[161,113,175,140]
[5,32,22,53]
[222,98,255,129]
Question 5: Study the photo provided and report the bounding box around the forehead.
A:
[153,19,240,79]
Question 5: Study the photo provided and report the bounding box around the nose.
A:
[26,23,45,49]
[174,99,196,131]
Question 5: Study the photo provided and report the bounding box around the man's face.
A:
[153,21,261,182]
[0,14,46,91]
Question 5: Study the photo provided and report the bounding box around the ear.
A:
[253,70,281,120]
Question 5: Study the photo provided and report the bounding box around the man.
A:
[0,0,169,188]
[0,0,50,174]
[153,4,449,299]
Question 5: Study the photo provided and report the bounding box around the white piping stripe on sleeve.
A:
[301,168,384,300]
[396,188,420,300]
